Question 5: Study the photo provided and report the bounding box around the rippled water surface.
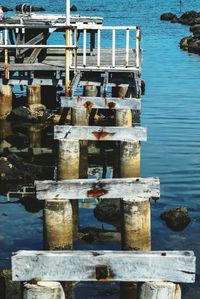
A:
[1,0,200,298]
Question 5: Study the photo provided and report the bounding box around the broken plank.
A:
[35,177,160,201]
[12,250,196,283]
[61,96,141,110]
[54,126,147,141]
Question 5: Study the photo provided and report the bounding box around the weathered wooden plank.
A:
[35,177,160,201]
[54,126,147,141]
[61,96,141,110]
[19,32,45,55]
[12,250,196,283]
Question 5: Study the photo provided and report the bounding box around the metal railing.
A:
[76,25,141,70]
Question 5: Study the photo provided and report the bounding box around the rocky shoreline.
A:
[160,11,200,55]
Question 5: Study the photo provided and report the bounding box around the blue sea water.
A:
[1,0,200,297]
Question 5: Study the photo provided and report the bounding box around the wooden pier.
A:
[0,1,196,298]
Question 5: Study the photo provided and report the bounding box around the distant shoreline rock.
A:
[161,10,200,55]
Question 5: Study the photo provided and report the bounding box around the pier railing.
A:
[0,24,141,79]
[75,25,141,70]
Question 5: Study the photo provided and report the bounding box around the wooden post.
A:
[0,85,12,120]
[138,282,181,299]
[27,85,41,107]
[23,282,65,299]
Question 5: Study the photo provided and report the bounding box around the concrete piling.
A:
[27,85,41,107]
[23,282,65,299]
[0,85,12,119]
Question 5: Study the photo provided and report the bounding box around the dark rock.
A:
[81,232,95,243]
[190,24,200,37]
[20,197,44,213]
[160,207,191,231]
[0,154,53,184]
[0,269,21,299]
[5,132,29,149]
[7,104,52,123]
[160,12,178,22]
[188,37,200,54]
[1,6,13,12]
[141,80,145,95]
[94,199,120,226]
[180,36,192,50]
[70,5,77,12]
[15,4,45,12]
[179,11,200,26]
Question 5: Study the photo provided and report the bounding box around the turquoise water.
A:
[1,0,200,297]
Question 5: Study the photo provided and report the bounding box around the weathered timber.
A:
[35,177,160,201]
[61,96,141,110]
[12,250,196,283]
[54,126,147,141]
[138,282,181,299]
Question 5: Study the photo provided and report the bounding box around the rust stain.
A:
[83,101,94,111]
[96,265,109,280]
[92,129,115,140]
[77,95,82,102]
[87,188,108,198]
[107,102,116,109]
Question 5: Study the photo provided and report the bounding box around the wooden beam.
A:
[35,177,160,201]
[54,126,147,141]
[61,96,141,110]
[12,250,196,283]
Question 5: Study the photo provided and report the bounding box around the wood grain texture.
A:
[54,125,147,141]
[61,96,141,110]
[35,177,160,201]
[12,250,196,283]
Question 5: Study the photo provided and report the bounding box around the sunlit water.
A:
[1,0,200,297]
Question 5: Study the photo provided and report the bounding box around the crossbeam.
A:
[35,177,159,201]
[54,126,147,141]
[12,250,196,283]
[61,96,141,110]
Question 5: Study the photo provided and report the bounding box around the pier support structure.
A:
[23,282,65,299]
[0,84,12,119]
[27,85,41,107]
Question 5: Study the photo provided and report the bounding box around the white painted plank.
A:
[35,177,160,201]
[61,96,141,110]
[12,250,196,283]
[54,126,147,141]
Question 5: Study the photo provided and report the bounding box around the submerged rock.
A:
[179,11,200,26]
[0,154,53,184]
[94,199,120,226]
[160,207,191,231]
[7,104,52,123]
[70,5,77,12]
[160,12,178,22]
